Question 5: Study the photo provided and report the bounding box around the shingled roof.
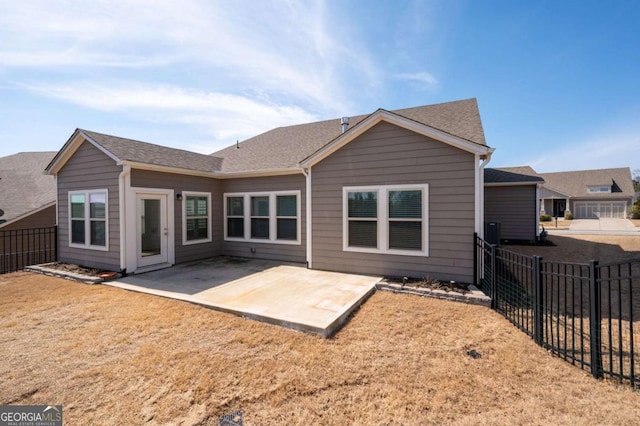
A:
[79,130,223,173]
[0,151,56,224]
[485,166,544,184]
[538,167,634,198]
[212,98,486,173]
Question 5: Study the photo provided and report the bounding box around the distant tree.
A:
[634,168,640,192]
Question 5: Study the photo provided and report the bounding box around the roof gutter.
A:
[485,181,543,187]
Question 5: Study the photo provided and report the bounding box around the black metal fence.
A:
[0,226,57,274]
[474,233,640,388]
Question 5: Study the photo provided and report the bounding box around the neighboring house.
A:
[45,98,496,282]
[484,166,544,243]
[538,168,634,218]
[0,152,57,230]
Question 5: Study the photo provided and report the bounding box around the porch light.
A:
[176,193,183,201]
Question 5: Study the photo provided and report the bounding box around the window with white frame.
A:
[69,189,108,250]
[226,196,244,238]
[587,186,611,193]
[182,192,212,244]
[224,191,301,245]
[276,195,298,240]
[343,184,428,256]
[250,196,270,239]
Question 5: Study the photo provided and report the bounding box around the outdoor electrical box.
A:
[485,222,501,245]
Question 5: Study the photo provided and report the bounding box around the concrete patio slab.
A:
[107,257,380,337]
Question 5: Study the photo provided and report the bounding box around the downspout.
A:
[54,174,59,261]
[119,165,131,274]
[476,154,492,239]
[535,183,542,237]
[54,175,58,226]
[302,167,312,269]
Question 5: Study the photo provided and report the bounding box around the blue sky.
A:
[0,0,638,174]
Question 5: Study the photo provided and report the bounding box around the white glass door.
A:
[137,194,168,267]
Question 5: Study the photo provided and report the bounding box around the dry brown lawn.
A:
[3,272,640,425]
[508,234,640,263]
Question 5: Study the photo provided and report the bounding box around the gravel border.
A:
[376,281,491,307]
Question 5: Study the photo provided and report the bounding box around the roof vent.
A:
[341,117,349,133]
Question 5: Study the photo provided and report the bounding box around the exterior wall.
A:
[311,121,476,282]
[221,174,306,263]
[57,142,121,270]
[485,185,537,242]
[130,169,222,264]
[0,205,56,231]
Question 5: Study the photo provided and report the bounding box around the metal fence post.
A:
[54,225,58,262]
[533,255,543,345]
[490,243,497,309]
[473,233,478,286]
[589,259,603,379]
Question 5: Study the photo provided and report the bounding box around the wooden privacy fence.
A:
[0,226,57,274]
[474,233,640,388]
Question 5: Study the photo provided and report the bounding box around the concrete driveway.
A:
[107,257,380,337]
[549,218,639,235]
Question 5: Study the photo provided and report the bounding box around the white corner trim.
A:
[303,167,312,268]
[118,165,131,271]
[476,154,491,238]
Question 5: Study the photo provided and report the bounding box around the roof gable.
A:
[0,151,56,225]
[301,108,492,168]
[213,98,490,173]
[47,129,223,176]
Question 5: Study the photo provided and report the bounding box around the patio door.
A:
[137,193,169,268]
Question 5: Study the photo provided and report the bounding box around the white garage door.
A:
[574,202,626,219]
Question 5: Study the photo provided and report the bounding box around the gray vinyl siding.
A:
[485,185,537,242]
[221,175,306,263]
[57,141,121,271]
[130,169,222,264]
[311,121,476,282]
[0,205,55,231]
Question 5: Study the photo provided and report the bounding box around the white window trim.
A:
[68,189,109,251]
[223,190,301,245]
[342,184,429,257]
[182,191,212,245]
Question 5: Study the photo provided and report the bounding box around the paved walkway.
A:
[547,218,640,236]
[107,257,380,337]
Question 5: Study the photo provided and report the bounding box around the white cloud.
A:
[0,0,442,158]
[393,72,439,90]
[0,0,379,113]
[22,81,317,145]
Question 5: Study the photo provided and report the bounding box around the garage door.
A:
[574,202,627,219]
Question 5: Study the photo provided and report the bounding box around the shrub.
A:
[564,213,573,220]
[540,214,552,222]
[629,206,640,219]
